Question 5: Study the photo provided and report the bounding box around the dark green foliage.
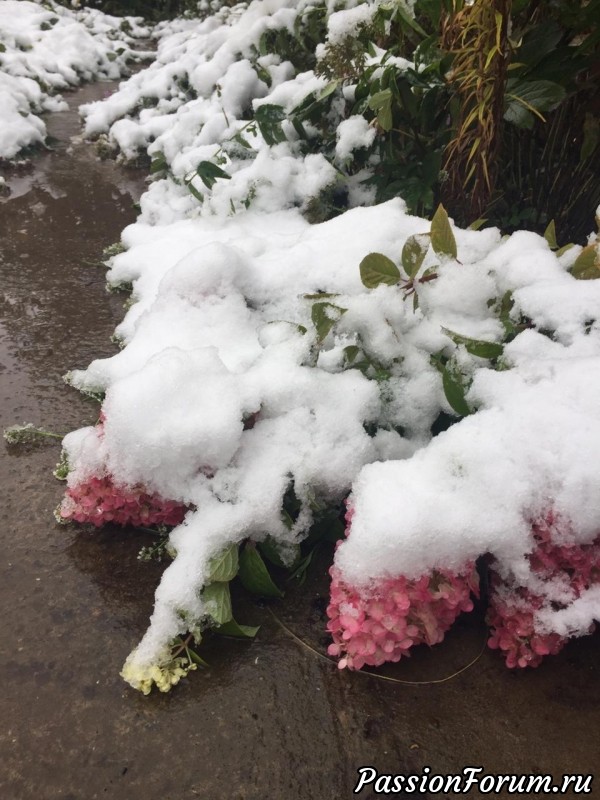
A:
[53,0,205,21]
[443,0,600,239]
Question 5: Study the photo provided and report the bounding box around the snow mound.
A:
[0,0,150,159]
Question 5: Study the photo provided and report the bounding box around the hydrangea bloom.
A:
[327,562,479,670]
[121,655,197,695]
[327,510,479,669]
[59,475,187,528]
[487,515,600,668]
[486,590,567,668]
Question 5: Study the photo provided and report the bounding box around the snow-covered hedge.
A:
[78,0,430,220]
[0,0,150,160]
[45,0,600,692]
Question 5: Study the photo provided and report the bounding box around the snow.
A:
[335,115,376,161]
[62,183,600,676]
[326,3,379,45]
[0,0,150,160]
[3,0,595,686]
[340,354,600,585]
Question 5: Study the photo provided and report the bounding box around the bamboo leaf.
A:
[196,160,231,189]
[185,179,205,203]
[254,104,287,146]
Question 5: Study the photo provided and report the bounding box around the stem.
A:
[37,430,64,439]
[171,633,194,660]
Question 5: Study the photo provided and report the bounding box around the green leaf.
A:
[416,0,442,28]
[441,327,504,360]
[150,153,167,174]
[468,218,488,231]
[377,101,393,131]
[430,204,457,259]
[543,220,558,250]
[216,619,260,638]
[233,132,253,149]
[515,21,563,70]
[254,104,287,146]
[202,581,233,625]
[431,357,470,416]
[503,100,535,130]
[207,544,239,582]
[393,1,427,37]
[368,89,393,111]
[504,79,566,129]
[569,244,600,281]
[401,234,429,278]
[258,31,269,56]
[187,649,209,667]
[441,369,470,416]
[311,302,347,343]
[317,80,339,100]
[302,292,339,300]
[254,63,272,88]
[512,80,566,112]
[258,537,301,569]
[368,89,393,131]
[359,252,401,288]
[185,179,204,203]
[498,291,517,339]
[288,547,316,586]
[196,161,231,190]
[343,345,361,364]
[238,543,284,598]
[556,243,575,258]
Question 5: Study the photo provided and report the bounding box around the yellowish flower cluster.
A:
[121,654,197,695]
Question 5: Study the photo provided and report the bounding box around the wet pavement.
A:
[0,79,599,800]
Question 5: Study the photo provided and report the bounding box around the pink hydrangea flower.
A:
[59,412,187,529]
[487,514,600,668]
[326,508,479,670]
[60,475,187,528]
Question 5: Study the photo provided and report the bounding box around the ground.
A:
[0,79,599,800]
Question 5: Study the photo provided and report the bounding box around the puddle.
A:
[0,76,598,800]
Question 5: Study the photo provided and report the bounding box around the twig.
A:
[267,607,487,686]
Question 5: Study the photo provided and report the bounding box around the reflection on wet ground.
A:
[1,80,599,800]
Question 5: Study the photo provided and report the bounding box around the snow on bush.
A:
[78,0,420,219]
[58,189,600,692]
[0,0,150,160]
[42,0,600,692]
